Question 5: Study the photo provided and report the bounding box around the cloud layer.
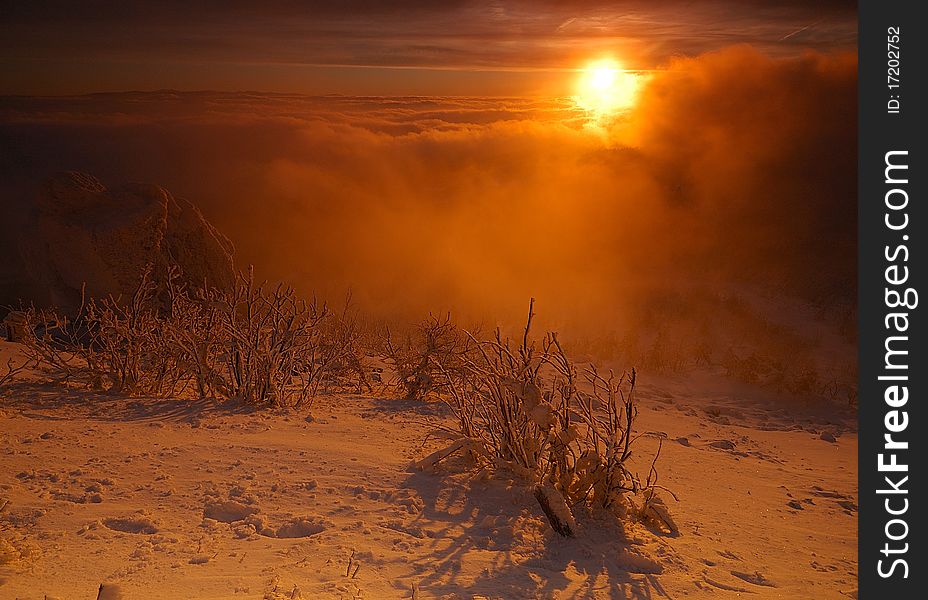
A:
[0,47,856,375]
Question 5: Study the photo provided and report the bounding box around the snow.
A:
[0,340,856,598]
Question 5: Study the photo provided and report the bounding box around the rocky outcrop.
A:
[9,172,234,312]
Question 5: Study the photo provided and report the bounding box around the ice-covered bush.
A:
[414,300,673,535]
[14,265,367,408]
[383,313,477,401]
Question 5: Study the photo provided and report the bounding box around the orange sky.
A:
[0,47,857,325]
[0,2,858,365]
[1,1,855,95]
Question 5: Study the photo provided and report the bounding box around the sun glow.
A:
[575,59,640,116]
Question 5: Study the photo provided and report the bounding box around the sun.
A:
[575,58,639,116]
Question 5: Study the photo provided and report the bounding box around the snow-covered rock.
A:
[10,171,234,311]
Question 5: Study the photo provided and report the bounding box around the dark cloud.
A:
[1,1,855,94]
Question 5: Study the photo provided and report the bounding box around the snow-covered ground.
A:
[0,340,856,599]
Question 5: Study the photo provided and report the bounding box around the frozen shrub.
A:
[416,299,671,535]
[384,313,476,401]
[309,295,372,396]
[159,272,229,399]
[17,273,181,395]
[0,356,32,389]
[13,265,367,408]
[17,306,90,387]
[83,271,190,395]
[215,267,329,407]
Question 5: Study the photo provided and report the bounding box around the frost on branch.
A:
[411,299,675,536]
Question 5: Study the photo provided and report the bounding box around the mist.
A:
[0,46,856,381]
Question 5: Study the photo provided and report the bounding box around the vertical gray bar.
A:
[859,0,925,595]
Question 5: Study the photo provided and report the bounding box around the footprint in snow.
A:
[102,515,159,534]
[708,439,736,450]
[203,499,259,523]
[248,514,329,538]
[731,570,776,587]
